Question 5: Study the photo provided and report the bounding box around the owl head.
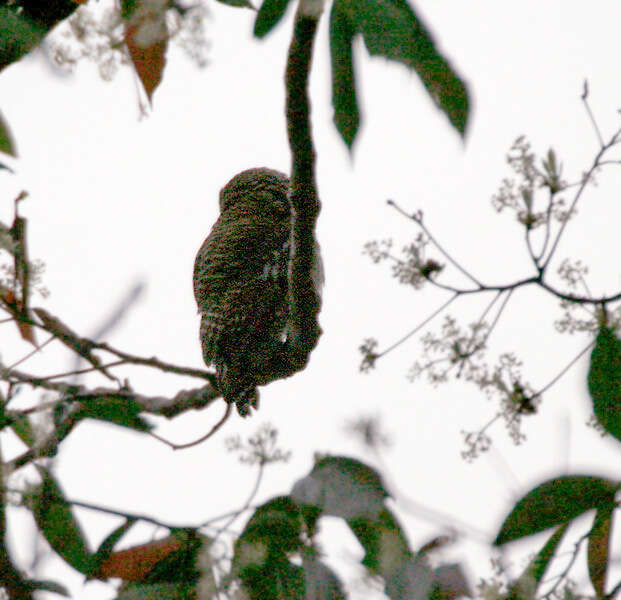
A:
[218,167,290,215]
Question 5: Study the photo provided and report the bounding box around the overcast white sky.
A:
[1,1,621,598]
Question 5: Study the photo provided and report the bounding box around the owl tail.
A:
[216,365,260,416]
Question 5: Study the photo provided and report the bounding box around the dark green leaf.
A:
[348,508,410,574]
[588,326,621,442]
[329,0,469,140]
[30,467,93,575]
[494,475,618,545]
[0,8,43,69]
[216,0,254,9]
[587,502,614,598]
[235,496,302,563]
[120,0,139,20]
[254,0,292,38]
[234,497,305,599]
[239,556,305,600]
[0,111,16,157]
[75,395,152,432]
[329,2,359,148]
[508,523,569,600]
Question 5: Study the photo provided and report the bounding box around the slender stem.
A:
[581,81,605,148]
[378,293,458,357]
[533,340,595,399]
[388,200,484,287]
[542,127,621,271]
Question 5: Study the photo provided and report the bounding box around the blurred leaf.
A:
[302,555,346,600]
[291,455,388,519]
[31,467,93,575]
[121,0,139,20]
[234,497,305,599]
[11,414,35,447]
[254,0,290,37]
[0,111,16,157]
[0,8,44,70]
[508,523,569,600]
[494,475,618,545]
[29,579,70,597]
[235,496,302,564]
[124,0,168,103]
[349,508,409,574]
[385,554,434,600]
[587,502,614,598]
[328,0,469,146]
[218,0,254,7]
[431,563,472,600]
[329,3,359,148]
[91,518,137,577]
[116,582,196,600]
[588,326,621,442]
[75,395,152,432]
[96,530,202,583]
[241,556,305,600]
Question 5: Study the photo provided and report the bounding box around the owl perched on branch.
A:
[193,168,296,416]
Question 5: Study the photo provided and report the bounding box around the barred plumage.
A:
[193,168,291,415]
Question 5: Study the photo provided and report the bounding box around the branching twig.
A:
[388,200,483,287]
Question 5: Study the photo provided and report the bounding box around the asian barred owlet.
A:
[193,168,293,416]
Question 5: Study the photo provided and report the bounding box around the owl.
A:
[193,168,292,416]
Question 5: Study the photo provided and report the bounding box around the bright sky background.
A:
[1,1,621,598]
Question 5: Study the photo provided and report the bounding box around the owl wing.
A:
[193,214,289,365]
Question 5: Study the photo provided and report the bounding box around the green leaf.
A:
[75,395,153,432]
[30,467,94,575]
[253,0,292,38]
[235,496,302,563]
[120,0,139,20]
[587,502,614,598]
[329,2,359,148]
[0,8,43,68]
[291,455,388,519]
[494,475,618,545]
[0,111,16,157]
[216,0,255,9]
[116,582,197,600]
[234,497,305,599]
[348,508,410,574]
[11,415,35,447]
[329,0,469,142]
[508,523,569,600]
[588,326,621,442]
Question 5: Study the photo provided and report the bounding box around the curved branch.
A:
[259,0,323,384]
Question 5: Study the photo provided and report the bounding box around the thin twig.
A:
[378,293,458,358]
[533,340,595,399]
[581,80,605,148]
[388,200,484,287]
[149,403,232,450]
[542,125,621,271]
